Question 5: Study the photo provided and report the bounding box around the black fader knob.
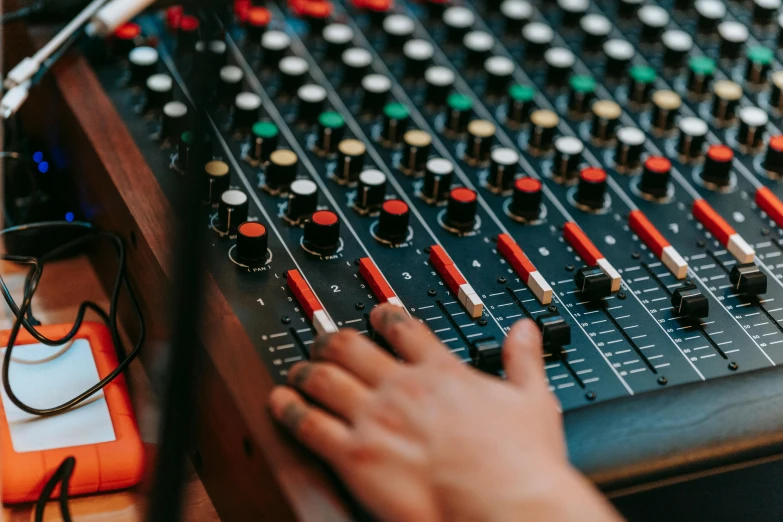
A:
[522,22,554,61]
[677,117,709,161]
[218,189,249,234]
[336,139,366,184]
[362,74,392,112]
[511,177,542,221]
[738,106,768,152]
[672,284,709,320]
[161,101,188,142]
[700,144,734,188]
[446,187,479,232]
[639,156,672,199]
[128,46,159,85]
[355,169,387,212]
[205,160,231,204]
[575,266,613,301]
[236,221,269,264]
[422,158,454,203]
[234,92,262,131]
[537,314,571,349]
[487,147,519,192]
[401,130,432,175]
[764,135,783,177]
[500,0,532,34]
[529,109,559,153]
[614,126,646,172]
[638,5,669,43]
[304,210,341,252]
[575,167,607,210]
[377,199,411,243]
[266,149,299,192]
[464,120,497,165]
[286,179,319,222]
[552,136,584,181]
[730,263,768,296]
[145,74,173,112]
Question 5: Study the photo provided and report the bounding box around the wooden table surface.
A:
[0,256,220,521]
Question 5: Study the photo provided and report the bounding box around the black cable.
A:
[0,220,145,416]
[34,455,76,522]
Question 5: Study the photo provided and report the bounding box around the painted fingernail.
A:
[378,306,406,329]
[310,333,333,359]
[280,401,307,433]
[288,362,314,388]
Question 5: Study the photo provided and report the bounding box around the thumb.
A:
[502,319,547,389]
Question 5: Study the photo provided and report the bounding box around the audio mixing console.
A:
[56,0,783,514]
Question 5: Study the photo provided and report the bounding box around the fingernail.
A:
[310,333,333,359]
[288,362,313,388]
[280,401,306,433]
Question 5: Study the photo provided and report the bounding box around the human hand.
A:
[269,303,623,522]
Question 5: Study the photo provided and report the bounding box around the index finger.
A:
[369,304,451,363]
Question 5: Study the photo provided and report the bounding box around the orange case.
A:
[0,322,145,503]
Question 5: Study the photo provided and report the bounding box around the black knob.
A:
[464,120,496,165]
[422,158,454,203]
[754,0,780,25]
[575,266,613,301]
[529,109,559,153]
[403,39,434,77]
[487,147,519,191]
[770,71,783,111]
[113,22,140,59]
[234,92,262,131]
[687,56,716,99]
[506,84,536,127]
[677,117,709,161]
[484,56,515,96]
[128,46,158,85]
[145,73,173,112]
[245,7,271,44]
[297,84,327,125]
[696,0,725,34]
[511,176,542,220]
[279,56,309,92]
[304,210,340,251]
[558,0,587,26]
[177,130,211,173]
[604,39,635,79]
[580,14,611,52]
[575,167,607,209]
[401,130,432,175]
[662,30,693,71]
[266,149,299,192]
[522,22,553,61]
[638,5,669,43]
[377,199,411,243]
[176,16,199,52]
[738,106,768,152]
[544,47,575,88]
[342,47,373,86]
[618,0,643,18]
[236,221,268,264]
[443,6,475,42]
[568,75,596,119]
[764,135,783,177]
[205,160,231,204]
[500,0,532,33]
[261,30,291,68]
[336,139,367,184]
[651,90,682,135]
[219,189,249,234]
[639,156,672,199]
[316,111,346,155]
[286,179,319,222]
[711,80,743,125]
[464,31,494,68]
[730,262,768,296]
[445,93,474,135]
[323,23,354,59]
[248,121,279,165]
[590,100,622,145]
[447,187,478,231]
[382,102,410,145]
[218,65,244,104]
[672,284,709,320]
[355,169,387,211]
[628,65,657,106]
[425,66,456,106]
[383,14,415,50]
[161,101,189,142]
[700,144,734,188]
[718,21,748,61]
[552,136,584,181]
[745,46,774,87]
[614,126,646,172]
[361,74,391,112]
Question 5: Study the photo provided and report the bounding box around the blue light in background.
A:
[33,151,43,163]
[65,212,75,222]
[38,162,49,173]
